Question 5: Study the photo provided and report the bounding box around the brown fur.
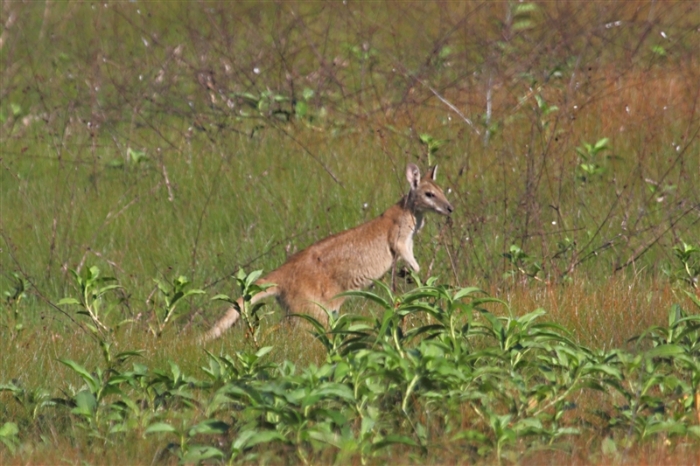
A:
[203,164,453,341]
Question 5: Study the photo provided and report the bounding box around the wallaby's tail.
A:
[202,286,280,342]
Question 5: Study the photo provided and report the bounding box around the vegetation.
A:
[1,1,699,464]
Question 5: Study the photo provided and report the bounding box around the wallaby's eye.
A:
[425,191,435,198]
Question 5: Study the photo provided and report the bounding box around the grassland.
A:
[1,1,699,464]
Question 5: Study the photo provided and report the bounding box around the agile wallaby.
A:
[203,163,453,341]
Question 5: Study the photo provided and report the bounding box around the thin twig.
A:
[160,155,174,202]
[615,205,699,272]
[411,75,480,136]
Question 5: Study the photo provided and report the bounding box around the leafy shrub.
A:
[3,277,699,464]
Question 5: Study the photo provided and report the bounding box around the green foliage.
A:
[602,303,700,443]
[665,241,700,289]
[0,422,20,454]
[418,133,447,166]
[149,275,205,338]
[576,138,610,181]
[212,269,276,349]
[0,381,54,421]
[2,272,27,337]
[503,244,542,281]
[508,1,539,33]
[58,266,124,337]
[7,281,699,463]
[231,90,292,123]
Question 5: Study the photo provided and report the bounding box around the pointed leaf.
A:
[58,298,81,306]
[144,422,177,435]
[188,419,229,436]
[59,359,99,394]
[181,445,224,462]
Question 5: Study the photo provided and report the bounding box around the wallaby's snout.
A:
[443,201,454,215]
[444,195,454,215]
[427,194,453,216]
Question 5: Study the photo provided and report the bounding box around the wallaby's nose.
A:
[445,203,454,215]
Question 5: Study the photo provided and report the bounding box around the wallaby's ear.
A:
[406,163,421,190]
[427,165,438,181]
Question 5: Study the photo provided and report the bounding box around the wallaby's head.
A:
[405,163,454,216]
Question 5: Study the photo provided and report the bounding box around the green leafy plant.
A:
[294,87,320,122]
[149,275,204,337]
[0,381,54,421]
[503,244,543,281]
[2,272,27,336]
[343,42,378,63]
[507,1,539,33]
[668,241,700,288]
[534,93,559,131]
[55,342,143,434]
[58,266,123,336]
[0,422,20,454]
[202,346,276,386]
[419,133,447,166]
[576,138,610,181]
[5,279,700,463]
[212,269,276,349]
[145,418,228,464]
[231,90,291,122]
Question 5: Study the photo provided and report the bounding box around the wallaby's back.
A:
[203,163,453,341]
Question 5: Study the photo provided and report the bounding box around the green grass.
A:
[1,1,699,464]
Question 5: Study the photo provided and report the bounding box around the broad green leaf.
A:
[181,289,205,299]
[57,297,81,306]
[452,286,485,301]
[211,293,232,302]
[645,421,686,436]
[360,416,375,436]
[255,346,274,358]
[302,88,314,100]
[594,137,610,151]
[188,419,229,436]
[588,364,622,379]
[450,429,487,443]
[0,422,19,454]
[72,390,97,416]
[516,308,547,327]
[233,429,287,451]
[181,445,224,463]
[59,359,99,394]
[0,422,19,437]
[144,422,177,435]
[645,344,685,359]
[243,269,264,288]
[371,434,419,451]
[338,289,390,308]
[295,100,308,117]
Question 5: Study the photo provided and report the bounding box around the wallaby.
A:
[203,163,453,341]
